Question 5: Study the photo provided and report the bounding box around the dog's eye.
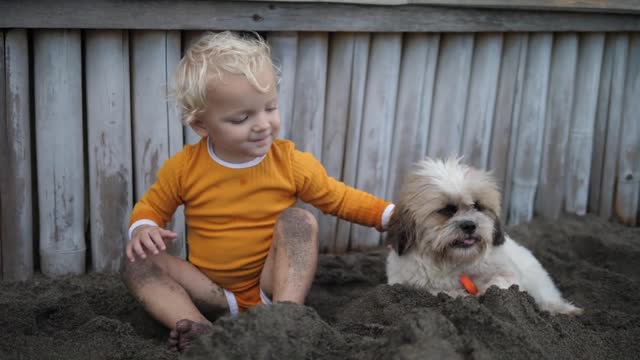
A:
[438,204,458,217]
[473,201,484,211]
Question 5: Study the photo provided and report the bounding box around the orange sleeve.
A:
[129,149,187,229]
[291,150,391,231]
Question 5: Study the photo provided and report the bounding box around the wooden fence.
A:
[1,1,639,280]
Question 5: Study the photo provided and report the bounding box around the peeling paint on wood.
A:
[536,33,578,219]
[86,30,133,272]
[34,29,85,277]
[351,33,402,250]
[0,31,37,280]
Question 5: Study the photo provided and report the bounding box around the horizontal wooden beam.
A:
[251,0,640,14]
[1,0,639,32]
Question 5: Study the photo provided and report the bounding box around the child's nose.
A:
[253,113,271,131]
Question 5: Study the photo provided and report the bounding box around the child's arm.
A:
[127,151,186,260]
[292,150,394,231]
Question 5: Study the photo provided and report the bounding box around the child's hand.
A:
[126,225,178,262]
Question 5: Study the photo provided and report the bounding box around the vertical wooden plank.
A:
[535,33,579,219]
[165,31,187,259]
[565,33,605,216]
[34,30,86,276]
[350,33,402,251]
[131,30,186,259]
[319,33,354,253]
[290,32,327,157]
[388,33,439,202]
[418,33,441,163]
[615,33,640,225]
[334,33,369,254]
[269,32,298,141]
[488,33,528,220]
[86,30,133,272]
[508,33,552,225]
[427,33,474,159]
[1,30,34,280]
[181,30,208,146]
[288,33,327,248]
[0,31,4,279]
[598,34,629,220]
[461,33,503,169]
[589,33,615,215]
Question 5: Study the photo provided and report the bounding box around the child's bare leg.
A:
[260,208,319,303]
[121,252,228,351]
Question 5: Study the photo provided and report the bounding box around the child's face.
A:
[193,64,280,163]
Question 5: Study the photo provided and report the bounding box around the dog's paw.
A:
[545,302,584,316]
[487,275,517,290]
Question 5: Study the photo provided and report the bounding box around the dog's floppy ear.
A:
[493,216,506,246]
[386,206,417,256]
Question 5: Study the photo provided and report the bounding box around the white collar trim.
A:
[207,138,265,169]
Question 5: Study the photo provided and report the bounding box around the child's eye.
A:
[229,115,249,124]
[266,107,278,113]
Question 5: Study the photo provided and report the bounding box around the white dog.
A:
[386,158,582,315]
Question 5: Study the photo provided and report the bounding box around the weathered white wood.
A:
[589,33,615,215]
[597,34,629,220]
[387,33,439,202]
[1,30,34,280]
[335,33,370,253]
[3,1,640,32]
[319,33,355,253]
[289,32,328,241]
[461,33,503,169]
[34,30,86,276]
[131,31,186,258]
[350,33,402,251]
[269,32,298,141]
[615,33,640,225]
[488,33,528,220]
[290,32,327,156]
[0,31,4,279]
[165,31,187,259]
[508,33,552,225]
[535,33,578,219]
[565,33,605,216]
[428,33,474,159]
[182,30,209,145]
[85,30,133,272]
[418,34,441,159]
[254,0,640,13]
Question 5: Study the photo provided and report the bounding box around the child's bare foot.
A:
[167,319,213,352]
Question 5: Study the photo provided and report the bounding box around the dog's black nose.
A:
[459,220,476,234]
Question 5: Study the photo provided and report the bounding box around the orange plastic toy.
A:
[459,274,478,295]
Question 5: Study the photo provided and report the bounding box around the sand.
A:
[1,214,638,359]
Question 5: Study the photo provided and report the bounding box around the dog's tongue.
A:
[463,239,475,246]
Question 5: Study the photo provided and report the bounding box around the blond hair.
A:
[171,31,276,125]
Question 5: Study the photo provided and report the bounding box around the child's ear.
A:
[190,120,209,138]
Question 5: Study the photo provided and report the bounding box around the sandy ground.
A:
[1,214,638,359]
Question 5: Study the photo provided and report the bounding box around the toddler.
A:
[121,31,394,352]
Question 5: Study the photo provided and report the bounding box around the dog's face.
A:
[387,158,505,265]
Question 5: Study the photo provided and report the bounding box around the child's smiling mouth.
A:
[250,134,272,145]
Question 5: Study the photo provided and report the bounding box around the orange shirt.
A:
[129,138,391,292]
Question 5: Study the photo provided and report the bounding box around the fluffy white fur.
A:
[386,158,582,316]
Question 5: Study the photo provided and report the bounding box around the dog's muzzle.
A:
[451,220,479,248]
[458,220,477,234]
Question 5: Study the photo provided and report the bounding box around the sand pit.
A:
[1,214,638,359]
